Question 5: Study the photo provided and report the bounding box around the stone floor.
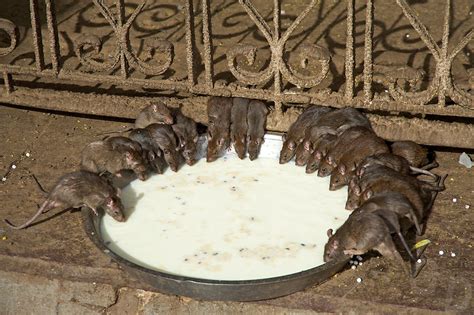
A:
[0,104,473,314]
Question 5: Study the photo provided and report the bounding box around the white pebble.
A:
[465,205,470,209]
[452,198,457,203]
[1,177,6,182]
[353,261,359,266]
[11,165,16,169]
[417,259,422,264]
[439,250,444,256]
[349,260,354,265]
[351,265,356,270]
[25,152,31,157]
[356,255,363,261]
[356,277,362,283]
[359,262,363,266]
[451,252,456,257]
[405,33,410,38]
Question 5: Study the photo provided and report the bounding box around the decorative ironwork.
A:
[0,0,472,147]
[74,0,174,76]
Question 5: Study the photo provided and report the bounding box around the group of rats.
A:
[4,97,270,230]
[279,105,445,276]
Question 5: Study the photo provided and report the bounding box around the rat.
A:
[324,211,412,276]
[230,98,250,159]
[104,136,144,154]
[295,108,372,166]
[356,153,439,180]
[135,101,174,128]
[81,140,148,180]
[390,141,438,170]
[4,171,125,229]
[356,191,422,236]
[317,126,374,177]
[146,124,181,172]
[305,134,338,174]
[207,97,232,162]
[329,134,389,190]
[279,105,333,164]
[170,108,199,166]
[129,128,167,174]
[247,100,269,160]
[350,166,445,218]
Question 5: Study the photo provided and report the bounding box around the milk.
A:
[101,135,350,280]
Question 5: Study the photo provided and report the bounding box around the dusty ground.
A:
[0,0,473,313]
[0,104,473,313]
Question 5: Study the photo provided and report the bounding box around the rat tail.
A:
[4,200,54,230]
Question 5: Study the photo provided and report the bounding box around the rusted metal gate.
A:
[0,0,473,148]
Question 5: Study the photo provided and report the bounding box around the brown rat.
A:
[129,128,167,174]
[329,134,389,190]
[349,166,445,219]
[356,192,422,236]
[4,171,125,229]
[391,141,438,170]
[81,140,148,180]
[296,108,372,166]
[305,134,338,174]
[135,101,174,128]
[170,108,199,166]
[104,136,144,154]
[146,124,181,172]
[207,97,232,162]
[356,153,439,180]
[247,100,269,161]
[230,98,250,159]
[324,211,412,275]
[279,105,333,164]
[318,126,374,177]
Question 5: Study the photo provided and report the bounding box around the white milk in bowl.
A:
[101,135,350,281]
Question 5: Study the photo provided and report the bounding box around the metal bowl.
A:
[82,209,348,301]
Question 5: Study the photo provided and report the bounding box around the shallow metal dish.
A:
[82,209,348,301]
[81,133,348,301]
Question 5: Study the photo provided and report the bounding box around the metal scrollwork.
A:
[0,18,19,56]
[395,0,473,108]
[74,0,174,76]
[227,0,330,88]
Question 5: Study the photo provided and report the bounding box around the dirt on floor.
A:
[0,104,473,313]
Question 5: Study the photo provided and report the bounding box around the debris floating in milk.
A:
[100,156,350,280]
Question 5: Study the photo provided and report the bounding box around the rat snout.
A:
[185,158,196,166]
[206,154,218,163]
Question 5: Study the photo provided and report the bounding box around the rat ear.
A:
[364,189,373,200]
[327,155,333,164]
[288,141,295,150]
[354,185,361,196]
[125,151,132,161]
[327,228,333,238]
[333,239,339,249]
[339,164,346,175]
[193,135,199,143]
[115,187,122,197]
[217,138,225,146]
[303,141,311,151]
[282,134,287,141]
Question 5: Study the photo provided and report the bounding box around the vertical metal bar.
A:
[116,0,129,79]
[44,0,60,74]
[202,0,214,88]
[3,72,13,94]
[30,0,45,71]
[185,0,196,87]
[363,0,374,103]
[438,0,451,107]
[273,0,282,112]
[345,0,354,100]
